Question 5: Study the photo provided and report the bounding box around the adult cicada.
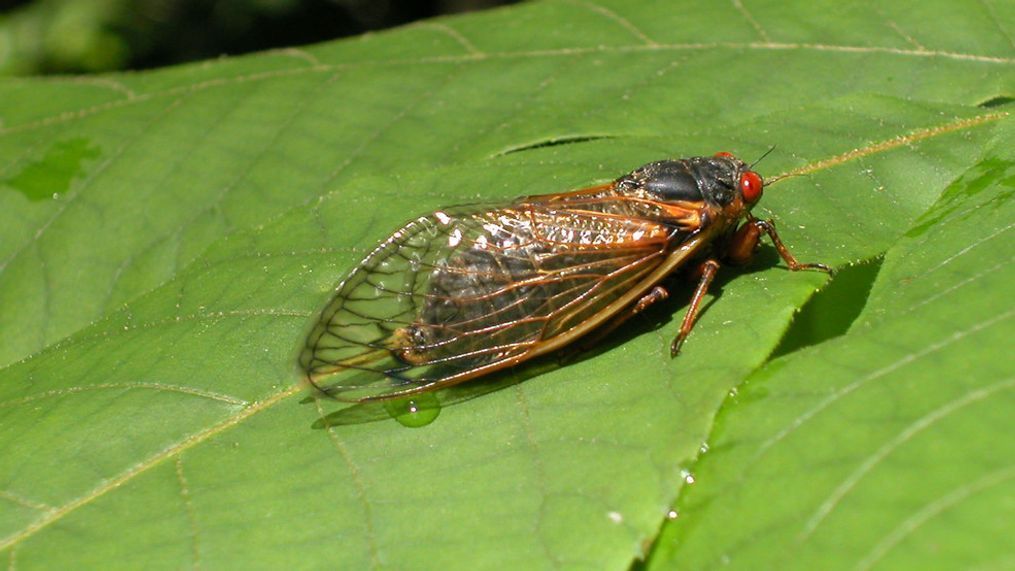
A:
[300,153,830,402]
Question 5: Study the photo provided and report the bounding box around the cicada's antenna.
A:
[749,145,776,170]
[752,146,803,186]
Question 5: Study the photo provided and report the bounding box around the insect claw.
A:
[670,336,684,358]
[796,261,834,274]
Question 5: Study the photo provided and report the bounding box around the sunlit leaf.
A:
[1,1,1010,568]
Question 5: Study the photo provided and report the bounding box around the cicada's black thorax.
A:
[616,156,745,207]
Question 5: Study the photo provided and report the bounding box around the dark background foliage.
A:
[0,0,515,75]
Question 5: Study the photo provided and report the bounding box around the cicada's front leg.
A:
[670,259,720,357]
[669,218,832,357]
[726,216,832,273]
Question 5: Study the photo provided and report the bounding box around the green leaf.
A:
[649,124,1014,570]
[0,1,1011,568]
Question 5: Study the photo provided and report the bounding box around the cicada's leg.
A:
[590,285,671,343]
[633,285,670,314]
[724,220,762,266]
[670,259,720,357]
[727,217,832,273]
[561,286,670,362]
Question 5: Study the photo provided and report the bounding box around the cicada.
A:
[300,153,830,402]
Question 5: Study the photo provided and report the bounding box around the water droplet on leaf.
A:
[383,393,441,427]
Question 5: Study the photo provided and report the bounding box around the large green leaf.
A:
[0,1,1011,568]
[649,124,1014,570]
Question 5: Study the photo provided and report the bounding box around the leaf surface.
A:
[0,1,1011,568]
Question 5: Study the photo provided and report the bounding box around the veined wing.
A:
[300,202,679,402]
[523,182,705,230]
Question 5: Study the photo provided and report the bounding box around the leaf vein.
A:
[799,377,1015,540]
[2,43,1007,137]
[907,257,1013,313]
[413,22,485,56]
[0,385,302,551]
[731,0,772,43]
[560,0,659,46]
[314,399,381,568]
[174,456,202,569]
[854,463,1015,571]
[0,490,54,513]
[514,386,561,568]
[922,222,1014,275]
[0,308,311,376]
[752,309,1014,463]
[772,111,1009,182]
[0,382,249,408]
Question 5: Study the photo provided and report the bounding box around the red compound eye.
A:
[740,171,763,203]
[714,151,735,159]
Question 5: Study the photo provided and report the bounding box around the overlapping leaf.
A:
[650,124,1014,570]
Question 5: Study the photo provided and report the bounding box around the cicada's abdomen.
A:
[395,207,672,367]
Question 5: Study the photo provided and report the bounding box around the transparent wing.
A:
[299,200,677,402]
[523,182,706,229]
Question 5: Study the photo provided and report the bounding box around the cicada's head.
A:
[616,153,764,213]
[709,151,764,209]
